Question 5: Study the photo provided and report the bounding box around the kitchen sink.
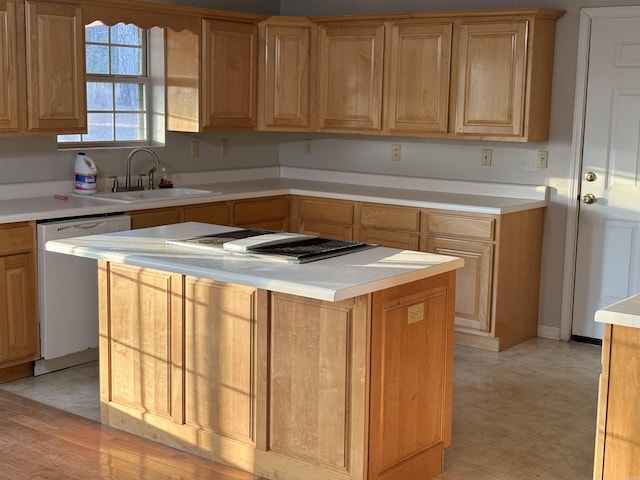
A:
[85,188,220,203]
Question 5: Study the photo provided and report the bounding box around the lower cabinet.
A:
[126,195,543,351]
[129,206,182,229]
[426,237,493,333]
[98,261,455,480]
[0,222,39,381]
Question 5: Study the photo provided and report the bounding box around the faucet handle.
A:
[109,175,119,192]
[137,173,147,188]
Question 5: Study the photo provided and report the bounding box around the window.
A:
[58,22,150,146]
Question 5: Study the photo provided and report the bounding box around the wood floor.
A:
[0,389,264,480]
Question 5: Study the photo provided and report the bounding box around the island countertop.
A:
[595,293,640,329]
[45,222,464,302]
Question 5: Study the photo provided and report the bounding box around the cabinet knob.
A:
[584,171,597,182]
[582,193,597,204]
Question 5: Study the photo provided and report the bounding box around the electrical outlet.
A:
[220,139,229,157]
[392,144,401,161]
[481,148,492,167]
[304,139,312,154]
[407,303,424,324]
[191,140,200,158]
[537,150,548,169]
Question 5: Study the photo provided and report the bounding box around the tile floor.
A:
[0,337,601,480]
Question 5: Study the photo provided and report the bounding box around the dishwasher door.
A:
[35,214,131,375]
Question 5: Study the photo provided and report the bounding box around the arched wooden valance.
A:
[82,0,268,33]
[83,0,200,32]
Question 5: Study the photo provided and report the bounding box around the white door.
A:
[572,13,640,340]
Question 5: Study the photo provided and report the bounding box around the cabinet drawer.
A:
[297,198,354,224]
[359,228,419,250]
[0,223,34,255]
[298,221,353,241]
[426,213,495,241]
[360,205,420,232]
[234,197,289,225]
[184,202,231,225]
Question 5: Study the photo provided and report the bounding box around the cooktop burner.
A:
[168,228,375,263]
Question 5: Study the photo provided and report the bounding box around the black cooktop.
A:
[169,228,374,263]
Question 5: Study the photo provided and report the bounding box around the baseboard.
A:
[34,349,98,376]
[537,325,560,340]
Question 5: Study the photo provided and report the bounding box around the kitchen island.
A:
[46,222,463,480]
[593,295,640,479]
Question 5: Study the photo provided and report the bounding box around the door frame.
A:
[560,6,640,341]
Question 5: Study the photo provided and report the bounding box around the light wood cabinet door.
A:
[0,253,38,366]
[293,197,354,240]
[385,21,452,135]
[202,19,257,130]
[129,207,182,229]
[454,21,527,137]
[427,237,493,333]
[25,1,86,133]
[184,202,232,225]
[0,0,19,132]
[233,196,289,231]
[259,18,315,131]
[317,23,384,132]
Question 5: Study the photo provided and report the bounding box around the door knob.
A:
[582,193,597,204]
[584,171,597,182]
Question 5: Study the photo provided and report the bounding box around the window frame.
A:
[58,23,154,149]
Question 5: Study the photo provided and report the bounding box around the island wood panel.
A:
[99,262,184,424]
[595,324,640,479]
[97,257,456,480]
[369,271,455,480]
[268,293,368,476]
[184,277,258,445]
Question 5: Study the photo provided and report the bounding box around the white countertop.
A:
[0,167,548,224]
[45,222,464,302]
[595,294,640,329]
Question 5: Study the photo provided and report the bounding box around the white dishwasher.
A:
[35,214,131,375]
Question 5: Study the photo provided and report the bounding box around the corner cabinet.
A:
[0,0,85,136]
[166,12,265,133]
[0,222,38,381]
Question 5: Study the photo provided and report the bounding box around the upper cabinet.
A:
[384,21,452,135]
[202,19,258,130]
[0,0,85,136]
[316,22,385,132]
[26,1,86,133]
[0,0,19,132]
[166,12,264,132]
[258,17,316,131]
[453,14,560,142]
[307,9,563,141]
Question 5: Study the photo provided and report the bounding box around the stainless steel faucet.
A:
[125,148,160,190]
